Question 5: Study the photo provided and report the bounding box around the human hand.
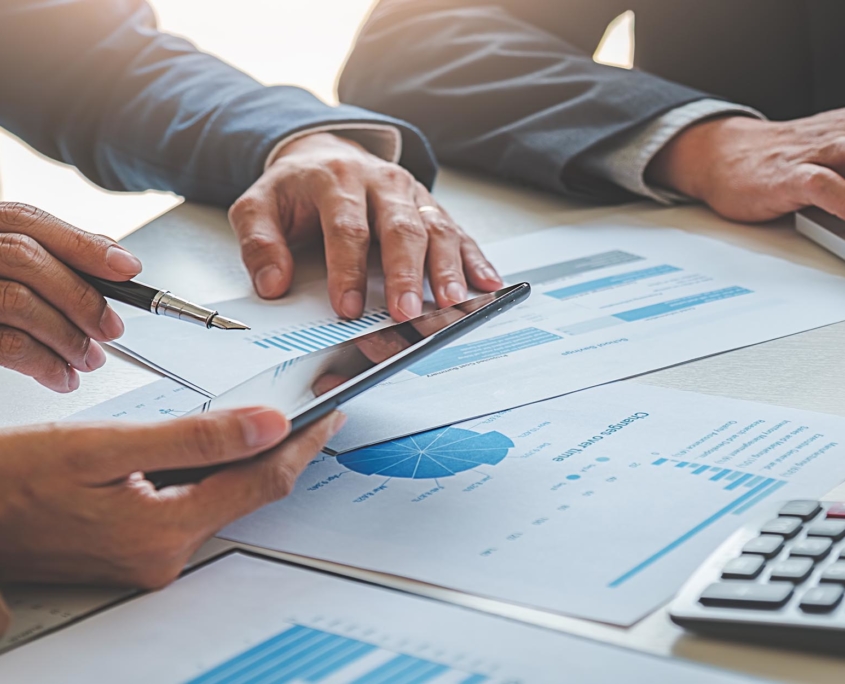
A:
[647,111,845,223]
[228,132,502,322]
[0,202,142,392]
[0,407,344,588]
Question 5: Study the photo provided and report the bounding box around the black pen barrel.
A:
[76,272,160,311]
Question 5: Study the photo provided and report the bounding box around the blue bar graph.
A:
[652,458,668,465]
[726,473,753,490]
[186,624,488,684]
[675,461,689,468]
[544,265,682,300]
[408,327,562,376]
[612,286,753,322]
[693,465,710,475]
[710,469,731,481]
[252,310,391,353]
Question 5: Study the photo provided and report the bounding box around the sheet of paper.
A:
[111,223,845,453]
[113,279,392,396]
[64,377,206,423]
[221,383,845,626]
[0,552,771,684]
[331,224,845,451]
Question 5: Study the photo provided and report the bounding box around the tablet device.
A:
[150,283,530,487]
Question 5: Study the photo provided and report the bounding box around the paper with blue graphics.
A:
[115,224,845,447]
[331,224,845,452]
[0,554,771,684]
[222,382,845,625]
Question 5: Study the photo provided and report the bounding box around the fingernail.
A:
[105,245,143,277]
[99,305,125,340]
[255,265,283,298]
[240,408,289,449]
[397,292,422,319]
[84,340,107,371]
[329,411,347,436]
[482,267,502,285]
[66,368,80,392]
[340,291,364,319]
[444,281,467,304]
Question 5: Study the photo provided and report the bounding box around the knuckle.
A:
[380,164,414,186]
[0,281,34,316]
[228,194,260,222]
[239,233,278,262]
[0,327,28,360]
[331,218,370,245]
[183,416,229,462]
[0,233,43,269]
[0,202,43,229]
[425,216,458,239]
[264,463,298,500]
[388,218,427,242]
[70,280,106,317]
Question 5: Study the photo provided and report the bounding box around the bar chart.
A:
[186,623,488,684]
[251,309,391,354]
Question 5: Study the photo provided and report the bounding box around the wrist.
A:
[646,116,763,201]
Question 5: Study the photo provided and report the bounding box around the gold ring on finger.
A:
[417,205,440,215]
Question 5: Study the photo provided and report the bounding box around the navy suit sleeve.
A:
[338,0,709,201]
[0,0,436,206]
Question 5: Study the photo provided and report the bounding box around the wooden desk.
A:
[2,169,845,681]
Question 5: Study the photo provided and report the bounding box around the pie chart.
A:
[336,427,515,479]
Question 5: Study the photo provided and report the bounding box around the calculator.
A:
[669,500,845,653]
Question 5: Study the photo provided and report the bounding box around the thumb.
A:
[66,408,291,484]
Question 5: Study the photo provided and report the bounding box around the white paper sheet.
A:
[112,223,845,454]
[331,225,845,451]
[0,552,771,684]
[112,279,392,396]
[221,383,845,626]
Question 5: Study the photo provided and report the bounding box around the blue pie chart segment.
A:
[337,427,515,479]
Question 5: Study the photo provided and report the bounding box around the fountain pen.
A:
[77,272,250,330]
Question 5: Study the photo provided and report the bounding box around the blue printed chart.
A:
[338,427,514,479]
[187,623,488,684]
[251,309,391,354]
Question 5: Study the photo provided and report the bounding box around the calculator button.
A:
[778,500,822,521]
[790,538,833,560]
[826,503,845,519]
[742,535,784,558]
[806,519,845,541]
[699,582,793,609]
[760,517,803,539]
[721,556,765,580]
[820,561,845,584]
[769,558,814,583]
[799,585,844,613]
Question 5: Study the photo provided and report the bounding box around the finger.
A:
[228,189,296,299]
[461,236,503,292]
[190,411,347,529]
[65,407,291,483]
[319,183,371,319]
[418,207,467,307]
[369,176,428,321]
[797,164,845,220]
[0,280,106,372]
[0,325,79,392]
[0,233,123,341]
[0,202,142,280]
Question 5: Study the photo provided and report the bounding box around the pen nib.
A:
[209,314,251,331]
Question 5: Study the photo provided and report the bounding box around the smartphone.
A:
[149,283,530,487]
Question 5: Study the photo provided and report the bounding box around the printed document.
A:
[0,552,772,684]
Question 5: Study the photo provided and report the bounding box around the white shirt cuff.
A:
[265,123,403,170]
[585,98,764,204]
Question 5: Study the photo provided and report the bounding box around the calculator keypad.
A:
[697,501,845,616]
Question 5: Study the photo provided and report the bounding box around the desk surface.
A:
[3,169,845,682]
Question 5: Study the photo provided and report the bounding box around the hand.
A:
[647,111,845,223]
[228,132,502,322]
[0,407,345,588]
[0,202,142,392]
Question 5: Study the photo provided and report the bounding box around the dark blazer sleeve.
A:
[338,0,710,201]
[0,0,436,206]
